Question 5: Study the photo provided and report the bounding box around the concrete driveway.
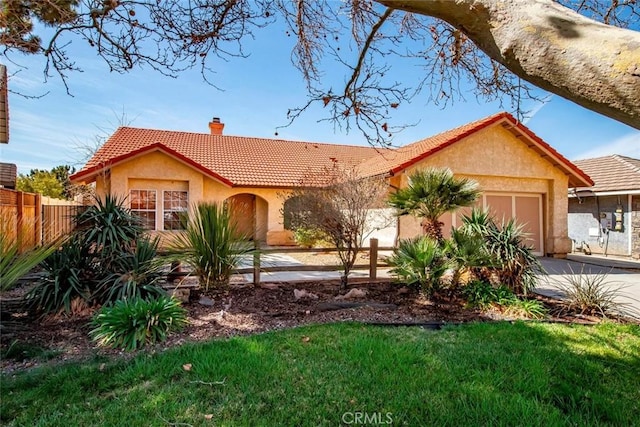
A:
[536,257,640,320]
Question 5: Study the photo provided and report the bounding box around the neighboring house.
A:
[70,112,592,257]
[1,64,18,188]
[568,155,640,258]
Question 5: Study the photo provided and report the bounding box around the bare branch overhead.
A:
[1,0,638,143]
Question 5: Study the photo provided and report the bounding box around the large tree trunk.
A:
[377,0,640,130]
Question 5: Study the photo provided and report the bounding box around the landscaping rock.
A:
[167,288,190,303]
[294,289,318,301]
[397,286,411,295]
[260,283,280,290]
[335,288,367,300]
[198,296,215,307]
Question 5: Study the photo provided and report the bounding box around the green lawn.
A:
[2,322,639,426]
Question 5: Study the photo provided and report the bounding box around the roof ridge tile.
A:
[613,154,640,175]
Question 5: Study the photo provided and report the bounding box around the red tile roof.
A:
[71,128,380,187]
[71,112,592,188]
[572,155,640,193]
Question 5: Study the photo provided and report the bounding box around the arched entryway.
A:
[225,193,268,242]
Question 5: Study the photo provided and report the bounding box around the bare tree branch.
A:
[2,0,639,143]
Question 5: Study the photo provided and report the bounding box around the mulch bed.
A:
[0,279,630,374]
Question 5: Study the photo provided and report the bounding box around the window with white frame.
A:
[163,190,188,230]
[130,190,157,230]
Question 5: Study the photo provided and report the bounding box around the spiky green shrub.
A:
[548,266,628,317]
[462,209,543,294]
[0,232,55,292]
[27,235,95,313]
[29,195,157,314]
[387,236,450,296]
[169,202,255,290]
[96,236,166,303]
[90,296,188,351]
[74,194,142,267]
[443,228,494,288]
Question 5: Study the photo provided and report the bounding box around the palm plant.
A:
[169,202,255,290]
[387,236,451,296]
[388,168,480,241]
[444,228,495,288]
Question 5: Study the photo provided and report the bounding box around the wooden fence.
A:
[237,239,393,284]
[0,188,41,252]
[1,188,85,251]
[42,204,86,245]
[168,239,394,286]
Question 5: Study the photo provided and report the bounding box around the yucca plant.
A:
[0,232,55,292]
[387,236,451,296]
[487,219,542,295]
[74,194,142,268]
[168,202,255,290]
[546,266,630,317]
[28,195,149,312]
[90,296,188,351]
[96,236,166,303]
[462,209,543,295]
[26,235,95,313]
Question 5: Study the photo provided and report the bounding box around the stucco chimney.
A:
[208,117,224,135]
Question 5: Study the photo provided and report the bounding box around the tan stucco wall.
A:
[94,124,573,254]
[395,125,571,256]
[95,150,292,244]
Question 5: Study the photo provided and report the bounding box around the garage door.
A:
[440,193,543,255]
[485,193,543,255]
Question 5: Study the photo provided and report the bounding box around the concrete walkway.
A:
[566,253,640,271]
[236,253,391,283]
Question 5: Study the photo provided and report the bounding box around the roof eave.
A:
[499,118,594,188]
[386,112,593,189]
[70,143,236,187]
[389,112,511,176]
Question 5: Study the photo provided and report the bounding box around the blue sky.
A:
[1,22,638,174]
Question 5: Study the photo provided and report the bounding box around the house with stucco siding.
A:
[70,112,592,257]
[568,155,640,258]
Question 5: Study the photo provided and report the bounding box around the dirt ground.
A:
[0,278,626,374]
